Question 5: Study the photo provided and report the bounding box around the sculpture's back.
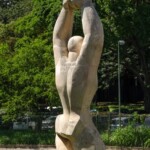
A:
[53,0,105,149]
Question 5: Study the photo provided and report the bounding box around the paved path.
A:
[0,146,147,150]
[0,146,56,150]
[0,148,56,150]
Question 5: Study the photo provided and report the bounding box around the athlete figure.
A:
[53,0,105,149]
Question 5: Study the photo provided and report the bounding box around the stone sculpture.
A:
[53,0,105,149]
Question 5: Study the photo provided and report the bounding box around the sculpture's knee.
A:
[56,134,73,150]
[55,114,69,134]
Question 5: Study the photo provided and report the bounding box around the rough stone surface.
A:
[0,146,148,150]
[53,0,105,149]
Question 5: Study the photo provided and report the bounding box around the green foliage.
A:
[144,139,150,148]
[101,132,110,145]
[0,0,150,121]
[0,0,60,122]
[110,126,136,147]
[95,0,150,112]
[102,125,150,148]
[0,127,150,147]
[97,0,150,94]
[2,36,59,120]
[97,105,109,112]
[0,0,33,24]
[0,130,55,145]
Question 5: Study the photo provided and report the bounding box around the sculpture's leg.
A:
[56,134,73,150]
[71,121,105,150]
[81,146,95,150]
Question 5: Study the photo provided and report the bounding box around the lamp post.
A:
[118,40,125,127]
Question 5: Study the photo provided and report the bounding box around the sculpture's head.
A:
[68,36,83,54]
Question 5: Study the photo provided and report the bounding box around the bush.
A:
[1,126,150,148]
[144,139,150,148]
[101,125,150,148]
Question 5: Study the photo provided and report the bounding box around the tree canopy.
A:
[97,0,150,112]
[0,0,150,122]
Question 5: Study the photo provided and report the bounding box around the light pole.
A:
[118,40,125,127]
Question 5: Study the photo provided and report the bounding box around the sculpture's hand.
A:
[63,0,92,10]
[69,0,92,9]
[63,0,69,9]
[63,0,76,10]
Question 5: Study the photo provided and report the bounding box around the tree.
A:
[4,37,57,117]
[1,0,150,124]
[0,0,60,122]
[96,0,150,112]
[0,0,33,24]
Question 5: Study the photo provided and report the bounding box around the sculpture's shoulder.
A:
[55,56,68,66]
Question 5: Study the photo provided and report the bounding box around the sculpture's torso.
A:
[56,54,98,114]
[55,53,98,135]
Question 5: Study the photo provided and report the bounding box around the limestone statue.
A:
[53,0,105,149]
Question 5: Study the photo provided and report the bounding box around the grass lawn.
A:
[0,130,55,145]
[0,126,150,148]
[0,102,149,147]
[96,101,145,114]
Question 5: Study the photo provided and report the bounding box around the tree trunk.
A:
[144,87,150,113]
[35,116,42,131]
[125,64,150,113]
[132,36,150,113]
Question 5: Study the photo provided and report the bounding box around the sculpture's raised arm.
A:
[77,0,104,65]
[53,0,74,65]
